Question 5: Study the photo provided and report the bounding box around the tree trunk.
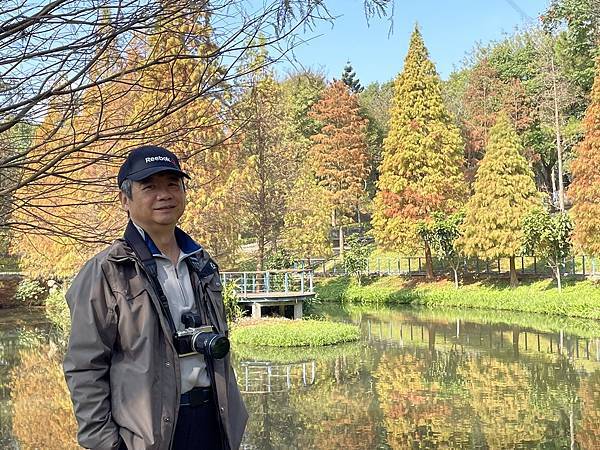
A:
[338,224,344,258]
[509,255,518,288]
[258,234,265,271]
[424,242,434,280]
[556,266,562,293]
[452,267,459,289]
[551,55,565,212]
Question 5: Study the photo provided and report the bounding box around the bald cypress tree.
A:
[458,112,540,287]
[372,27,467,278]
[309,80,370,256]
[569,57,600,256]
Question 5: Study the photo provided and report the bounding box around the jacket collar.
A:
[131,222,202,258]
[107,225,203,263]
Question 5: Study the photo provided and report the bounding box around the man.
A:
[64,145,247,450]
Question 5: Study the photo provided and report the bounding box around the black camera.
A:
[173,312,230,359]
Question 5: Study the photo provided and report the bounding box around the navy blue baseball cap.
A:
[117,145,190,188]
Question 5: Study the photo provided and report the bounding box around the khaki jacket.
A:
[63,238,248,450]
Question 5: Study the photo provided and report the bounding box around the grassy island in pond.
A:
[230,318,360,347]
[316,276,600,320]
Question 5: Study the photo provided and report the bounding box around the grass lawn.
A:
[315,275,600,320]
[230,317,361,347]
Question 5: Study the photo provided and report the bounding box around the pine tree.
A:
[372,26,467,278]
[458,112,540,287]
[342,61,364,93]
[309,80,370,256]
[569,57,600,256]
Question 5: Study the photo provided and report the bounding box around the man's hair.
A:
[120,178,133,200]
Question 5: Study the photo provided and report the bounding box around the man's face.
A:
[120,172,186,231]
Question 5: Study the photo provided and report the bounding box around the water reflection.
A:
[238,307,600,449]
[0,307,599,449]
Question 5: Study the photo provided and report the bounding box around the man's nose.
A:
[155,186,173,200]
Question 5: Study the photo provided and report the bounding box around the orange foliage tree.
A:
[569,57,600,256]
[309,80,370,256]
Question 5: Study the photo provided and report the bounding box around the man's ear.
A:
[119,191,130,212]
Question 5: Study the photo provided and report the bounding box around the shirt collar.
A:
[131,222,202,258]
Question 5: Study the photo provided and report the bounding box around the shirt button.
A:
[165,361,171,367]
[164,417,171,423]
[220,407,225,413]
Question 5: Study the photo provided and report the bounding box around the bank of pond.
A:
[1,304,600,449]
[315,275,600,321]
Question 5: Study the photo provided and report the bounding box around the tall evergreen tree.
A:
[342,61,364,93]
[309,80,370,256]
[569,57,600,255]
[372,26,467,278]
[458,112,540,287]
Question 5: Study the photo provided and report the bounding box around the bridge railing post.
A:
[309,271,313,292]
[284,272,289,292]
[265,272,270,293]
[243,273,247,294]
[300,271,305,293]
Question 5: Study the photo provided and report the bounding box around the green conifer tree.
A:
[372,26,467,278]
[458,112,540,287]
[342,61,363,93]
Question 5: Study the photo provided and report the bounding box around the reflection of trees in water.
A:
[526,356,582,447]
[0,322,59,448]
[0,334,21,446]
[422,348,468,394]
[461,355,560,448]
[241,347,382,449]
[9,341,78,449]
[374,344,589,449]
[239,309,600,449]
[375,351,474,448]
[577,370,600,449]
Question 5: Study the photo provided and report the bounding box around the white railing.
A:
[221,269,314,296]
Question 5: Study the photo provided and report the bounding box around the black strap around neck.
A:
[124,221,178,333]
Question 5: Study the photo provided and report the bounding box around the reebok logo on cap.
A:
[145,156,172,164]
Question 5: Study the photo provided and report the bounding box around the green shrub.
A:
[264,249,295,270]
[45,286,71,335]
[14,279,47,306]
[343,235,371,285]
[230,318,360,347]
[222,281,244,324]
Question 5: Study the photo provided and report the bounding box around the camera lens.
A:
[192,332,230,359]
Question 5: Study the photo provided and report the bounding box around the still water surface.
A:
[0,305,599,449]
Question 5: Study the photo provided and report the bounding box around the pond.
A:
[0,305,599,449]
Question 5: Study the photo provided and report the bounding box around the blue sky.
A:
[277,0,549,84]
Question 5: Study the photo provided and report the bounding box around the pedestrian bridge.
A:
[220,269,315,319]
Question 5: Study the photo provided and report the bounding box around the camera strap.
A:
[185,256,222,332]
[124,221,177,334]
